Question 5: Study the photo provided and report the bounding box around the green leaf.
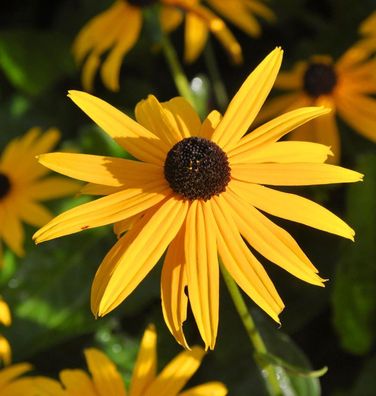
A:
[332,153,376,355]
[0,29,74,95]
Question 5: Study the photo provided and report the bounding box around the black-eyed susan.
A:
[258,46,376,163]
[0,299,11,366]
[34,48,363,350]
[0,128,80,261]
[56,325,227,396]
[73,0,242,91]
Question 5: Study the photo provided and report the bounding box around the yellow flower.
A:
[34,48,363,350]
[57,325,227,395]
[0,299,11,366]
[73,0,242,91]
[359,11,376,50]
[258,46,376,163]
[0,128,80,260]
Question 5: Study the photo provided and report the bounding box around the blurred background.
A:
[0,0,375,395]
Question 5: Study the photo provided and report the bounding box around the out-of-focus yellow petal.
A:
[60,369,97,396]
[17,200,53,227]
[161,228,189,349]
[92,197,188,317]
[68,91,170,165]
[179,382,228,396]
[26,177,80,201]
[1,208,24,257]
[211,48,283,151]
[230,180,356,240]
[143,347,205,396]
[129,324,157,396]
[231,162,363,186]
[228,106,330,159]
[80,183,123,196]
[224,190,325,286]
[33,181,170,243]
[0,300,11,326]
[184,13,209,63]
[0,363,33,388]
[85,348,127,396]
[210,195,284,323]
[160,6,184,32]
[0,336,11,366]
[185,201,219,350]
[2,377,65,396]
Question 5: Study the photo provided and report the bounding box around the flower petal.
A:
[179,382,228,396]
[17,200,53,227]
[144,347,205,396]
[92,197,188,316]
[184,13,209,63]
[0,363,33,388]
[185,200,219,350]
[60,369,97,395]
[26,176,80,201]
[33,181,170,243]
[198,110,222,139]
[68,91,170,165]
[231,162,363,186]
[1,207,24,257]
[210,196,284,323]
[0,336,11,366]
[224,190,324,286]
[211,47,283,151]
[129,324,157,396]
[161,228,189,349]
[230,180,355,240]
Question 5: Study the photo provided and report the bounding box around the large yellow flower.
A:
[55,325,227,395]
[258,46,376,163]
[0,128,79,261]
[73,0,242,92]
[0,299,11,366]
[34,48,363,350]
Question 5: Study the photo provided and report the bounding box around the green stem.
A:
[220,261,283,396]
[160,33,197,108]
[204,40,229,112]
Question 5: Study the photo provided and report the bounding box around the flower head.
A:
[56,325,227,395]
[0,128,79,260]
[73,0,243,91]
[34,48,363,349]
[258,46,376,163]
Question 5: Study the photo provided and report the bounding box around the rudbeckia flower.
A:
[55,325,227,395]
[73,0,242,91]
[0,299,11,365]
[258,46,376,163]
[359,11,376,50]
[0,128,80,261]
[34,48,363,350]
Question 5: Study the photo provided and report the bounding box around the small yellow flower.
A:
[0,128,80,260]
[57,325,227,395]
[34,48,363,350]
[258,46,376,163]
[73,0,242,91]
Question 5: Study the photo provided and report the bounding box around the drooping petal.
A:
[92,197,189,317]
[143,347,205,396]
[179,382,228,396]
[231,162,363,186]
[33,181,171,243]
[84,348,127,396]
[185,200,219,350]
[60,369,97,396]
[211,47,283,151]
[184,13,209,63]
[227,106,330,159]
[68,91,170,165]
[223,190,324,286]
[230,180,355,240]
[161,228,189,349]
[129,324,157,396]
[210,196,284,323]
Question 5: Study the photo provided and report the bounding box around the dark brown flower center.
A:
[303,62,337,98]
[164,137,231,201]
[0,172,11,200]
[127,0,158,7]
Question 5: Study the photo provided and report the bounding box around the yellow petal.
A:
[230,180,356,240]
[85,348,127,396]
[0,363,33,388]
[68,91,170,165]
[17,200,53,227]
[198,110,222,139]
[211,48,283,151]
[228,106,330,159]
[80,183,123,196]
[210,196,284,322]
[33,181,170,243]
[161,228,189,349]
[0,299,11,326]
[1,208,24,257]
[231,162,363,186]
[160,6,183,32]
[60,369,97,396]
[224,190,324,286]
[179,382,228,396]
[113,214,141,238]
[2,377,65,396]
[144,347,205,396]
[92,197,188,316]
[26,177,80,201]
[129,324,157,396]
[0,336,11,366]
[184,13,209,63]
